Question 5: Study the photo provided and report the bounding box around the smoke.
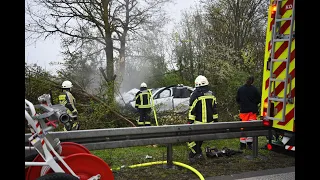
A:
[86,69,105,95]
[117,30,169,93]
[119,58,153,93]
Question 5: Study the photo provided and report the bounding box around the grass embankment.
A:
[91,137,295,180]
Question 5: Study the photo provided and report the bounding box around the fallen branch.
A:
[79,89,136,127]
[71,81,136,127]
[43,74,136,127]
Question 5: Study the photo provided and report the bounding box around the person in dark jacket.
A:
[236,76,261,150]
[187,75,218,163]
[135,82,153,127]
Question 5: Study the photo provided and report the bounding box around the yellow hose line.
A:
[111,161,205,180]
[149,90,158,126]
[172,161,205,180]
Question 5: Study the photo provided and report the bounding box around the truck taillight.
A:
[263,120,272,126]
[262,101,274,126]
[262,110,273,127]
[271,5,277,18]
[267,143,273,150]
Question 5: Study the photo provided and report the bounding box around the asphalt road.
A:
[203,166,295,180]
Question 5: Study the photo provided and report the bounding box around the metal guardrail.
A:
[25,121,268,166]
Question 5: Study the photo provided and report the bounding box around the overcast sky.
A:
[25,0,200,73]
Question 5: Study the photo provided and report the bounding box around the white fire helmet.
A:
[194,75,209,87]
[62,80,73,88]
[140,82,147,88]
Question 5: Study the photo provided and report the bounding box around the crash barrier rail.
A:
[25,121,268,167]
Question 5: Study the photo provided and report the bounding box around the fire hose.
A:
[111,161,204,180]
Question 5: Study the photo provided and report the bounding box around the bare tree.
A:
[111,0,172,85]
[56,41,105,95]
[25,0,173,104]
[26,0,116,103]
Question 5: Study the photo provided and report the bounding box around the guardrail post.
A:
[166,144,173,168]
[252,136,258,158]
[245,136,259,160]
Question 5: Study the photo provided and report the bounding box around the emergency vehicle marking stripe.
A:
[274,41,288,59]
[268,19,291,51]
[268,0,292,49]
[280,0,293,15]
[265,71,295,101]
[262,87,293,116]
[277,107,294,125]
[265,49,295,90]
[269,19,274,32]
[265,85,294,109]
[274,49,295,76]
[272,88,295,112]
[274,88,294,110]
[280,19,291,34]
[279,0,293,33]
[274,69,295,96]
[268,41,272,51]
[261,1,295,133]
[265,86,294,107]
[285,145,294,151]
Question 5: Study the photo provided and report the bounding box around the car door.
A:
[152,88,173,112]
[172,86,192,113]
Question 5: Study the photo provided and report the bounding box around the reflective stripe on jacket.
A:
[188,89,218,123]
[58,90,77,114]
[135,89,152,108]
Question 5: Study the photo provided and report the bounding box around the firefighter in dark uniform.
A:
[58,80,80,131]
[135,82,153,127]
[187,75,218,163]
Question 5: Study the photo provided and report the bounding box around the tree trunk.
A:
[119,31,127,82]
[102,0,115,104]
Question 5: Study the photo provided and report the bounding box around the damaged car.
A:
[116,84,194,113]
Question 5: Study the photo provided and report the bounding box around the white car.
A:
[116,84,194,113]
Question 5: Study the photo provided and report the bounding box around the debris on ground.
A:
[205,147,243,158]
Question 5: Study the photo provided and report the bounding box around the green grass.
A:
[91,137,295,180]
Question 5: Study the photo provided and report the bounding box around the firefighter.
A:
[187,75,218,163]
[135,82,153,127]
[236,76,261,150]
[58,80,80,131]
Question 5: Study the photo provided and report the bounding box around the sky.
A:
[25,0,200,74]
